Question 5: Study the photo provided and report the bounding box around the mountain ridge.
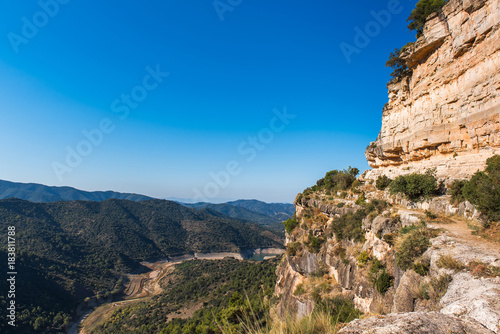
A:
[0,179,154,203]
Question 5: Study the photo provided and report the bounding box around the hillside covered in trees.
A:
[0,199,283,333]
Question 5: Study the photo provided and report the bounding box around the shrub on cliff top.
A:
[389,170,439,201]
[407,0,447,37]
[314,167,359,193]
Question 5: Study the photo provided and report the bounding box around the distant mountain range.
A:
[0,179,153,202]
[0,179,294,233]
[183,200,295,233]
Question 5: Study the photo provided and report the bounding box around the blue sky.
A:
[0,0,418,203]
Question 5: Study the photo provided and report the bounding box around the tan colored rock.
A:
[366,0,500,181]
[391,270,422,313]
[338,312,494,334]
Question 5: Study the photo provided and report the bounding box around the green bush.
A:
[386,48,411,81]
[376,175,392,190]
[355,192,366,205]
[314,167,359,193]
[389,171,439,201]
[462,155,500,223]
[331,209,366,243]
[365,199,389,214]
[448,179,466,204]
[376,270,392,294]
[407,0,447,37]
[283,217,299,234]
[357,251,370,266]
[368,259,393,294]
[485,155,500,174]
[413,260,430,276]
[396,226,431,270]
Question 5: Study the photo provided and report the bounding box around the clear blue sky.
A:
[0,0,418,203]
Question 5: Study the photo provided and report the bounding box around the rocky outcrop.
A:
[274,256,314,318]
[338,312,495,334]
[391,270,423,313]
[441,272,500,333]
[365,0,500,181]
[274,194,500,331]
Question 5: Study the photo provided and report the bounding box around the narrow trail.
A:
[432,219,500,256]
[396,205,500,261]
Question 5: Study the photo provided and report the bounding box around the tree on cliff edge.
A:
[407,0,447,37]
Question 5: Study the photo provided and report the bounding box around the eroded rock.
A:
[338,312,494,334]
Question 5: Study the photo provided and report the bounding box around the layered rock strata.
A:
[365,0,500,181]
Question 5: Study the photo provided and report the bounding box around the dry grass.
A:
[477,222,500,243]
[410,274,451,310]
[467,261,500,278]
[224,305,356,334]
[293,276,341,299]
[436,255,465,271]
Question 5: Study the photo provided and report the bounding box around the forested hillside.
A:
[92,258,279,334]
[0,199,283,333]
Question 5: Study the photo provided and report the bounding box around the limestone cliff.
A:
[365,0,500,181]
[274,2,500,332]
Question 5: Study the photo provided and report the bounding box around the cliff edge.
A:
[365,0,500,181]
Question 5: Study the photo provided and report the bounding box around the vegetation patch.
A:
[331,210,366,243]
[298,167,360,202]
[412,259,430,276]
[376,175,392,190]
[461,155,500,224]
[314,296,362,324]
[283,216,299,234]
[368,258,393,294]
[93,258,279,334]
[386,48,412,82]
[389,170,439,201]
[286,242,303,257]
[436,254,465,271]
[306,232,325,254]
[395,224,434,270]
[467,261,500,278]
[407,0,448,37]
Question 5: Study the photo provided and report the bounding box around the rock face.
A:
[274,0,500,332]
[338,312,495,334]
[365,0,500,181]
